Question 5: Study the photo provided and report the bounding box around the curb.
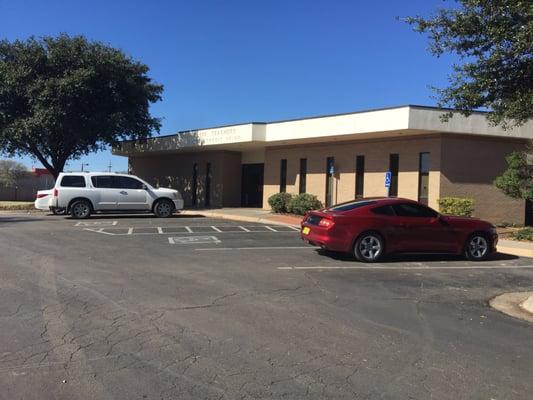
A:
[181,210,301,228]
[520,295,533,315]
[490,292,533,323]
[497,239,533,258]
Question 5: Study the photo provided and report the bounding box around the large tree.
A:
[494,144,533,200]
[0,159,28,188]
[0,34,163,178]
[406,0,533,128]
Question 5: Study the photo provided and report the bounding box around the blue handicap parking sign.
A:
[385,171,392,188]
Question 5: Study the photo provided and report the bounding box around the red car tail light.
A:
[318,218,335,229]
[53,188,58,197]
[36,193,48,199]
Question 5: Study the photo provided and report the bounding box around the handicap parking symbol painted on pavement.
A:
[168,236,221,245]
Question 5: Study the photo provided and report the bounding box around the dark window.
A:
[392,203,438,218]
[205,162,211,207]
[418,152,430,205]
[371,205,395,216]
[299,158,307,194]
[280,159,287,192]
[60,175,86,187]
[389,154,399,197]
[329,200,376,212]
[192,163,198,206]
[355,155,365,198]
[114,176,144,189]
[91,175,113,188]
[325,157,335,207]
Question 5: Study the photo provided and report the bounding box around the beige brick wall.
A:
[439,135,527,224]
[263,135,442,210]
[129,150,241,208]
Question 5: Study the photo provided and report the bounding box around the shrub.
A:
[268,192,293,213]
[287,193,323,215]
[510,228,533,242]
[437,197,474,217]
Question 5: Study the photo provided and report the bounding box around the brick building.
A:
[114,105,533,225]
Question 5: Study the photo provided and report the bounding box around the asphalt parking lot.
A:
[1,212,533,400]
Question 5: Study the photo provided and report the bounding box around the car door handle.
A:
[120,191,128,195]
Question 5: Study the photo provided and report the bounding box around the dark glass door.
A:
[526,200,533,226]
[241,163,264,207]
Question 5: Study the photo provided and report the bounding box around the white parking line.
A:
[75,221,118,227]
[238,226,251,232]
[211,226,222,232]
[185,226,193,233]
[264,226,278,232]
[157,227,164,234]
[277,265,533,271]
[127,228,133,235]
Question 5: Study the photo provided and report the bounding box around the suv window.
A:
[91,176,113,188]
[60,175,86,187]
[114,176,144,189]
[392,203,438,218]
[371,205,395,216]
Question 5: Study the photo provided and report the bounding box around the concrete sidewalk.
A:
[181,208,303,227]
[490,291,533,323]
[497,239,533,258]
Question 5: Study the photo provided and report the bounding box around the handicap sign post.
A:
[385,171,392,196]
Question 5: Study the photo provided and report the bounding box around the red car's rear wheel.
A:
[354,232,384,263]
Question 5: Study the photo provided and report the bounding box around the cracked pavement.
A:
[1,213,533,399]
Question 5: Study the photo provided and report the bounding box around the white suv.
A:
[51,172,184,219]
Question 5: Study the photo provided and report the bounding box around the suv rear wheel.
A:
[154,199,174,218]
[70,200,92,219]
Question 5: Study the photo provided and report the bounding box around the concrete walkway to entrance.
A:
[181,208,303,227]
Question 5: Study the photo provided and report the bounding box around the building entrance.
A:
[241,163,264,207]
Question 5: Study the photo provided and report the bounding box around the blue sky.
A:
[1,0,457,172]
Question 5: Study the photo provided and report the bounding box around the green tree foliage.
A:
[0,34,163,178]
[406,1,533,128]
[0,159,28,187]
[494,145,533,200]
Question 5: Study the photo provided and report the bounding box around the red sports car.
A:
[301,198,498,262]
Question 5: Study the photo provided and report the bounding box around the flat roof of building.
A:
[114,105,533,156]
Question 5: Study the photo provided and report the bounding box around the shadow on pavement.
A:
[315,249,519,263]
[65,213,206,220]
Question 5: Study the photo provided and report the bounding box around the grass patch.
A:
[0,201,35,210]
[509,227,533,242]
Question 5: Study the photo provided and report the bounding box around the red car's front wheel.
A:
[465,233,491,261]
[354,232,384,263]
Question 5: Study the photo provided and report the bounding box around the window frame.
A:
[355,155,365,198]
[392,203,438,218]
[60,175,86,188]
[280,159,287,193]
[389,153,399,197]
[299,158,307,194]
[418,152,430,205]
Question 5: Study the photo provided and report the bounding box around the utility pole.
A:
[81,163,89,172]
[108,161,112,172]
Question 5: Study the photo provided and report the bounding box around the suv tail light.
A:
[53,188,58,197]
[318,218,335,229]
[36,193,48,199]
